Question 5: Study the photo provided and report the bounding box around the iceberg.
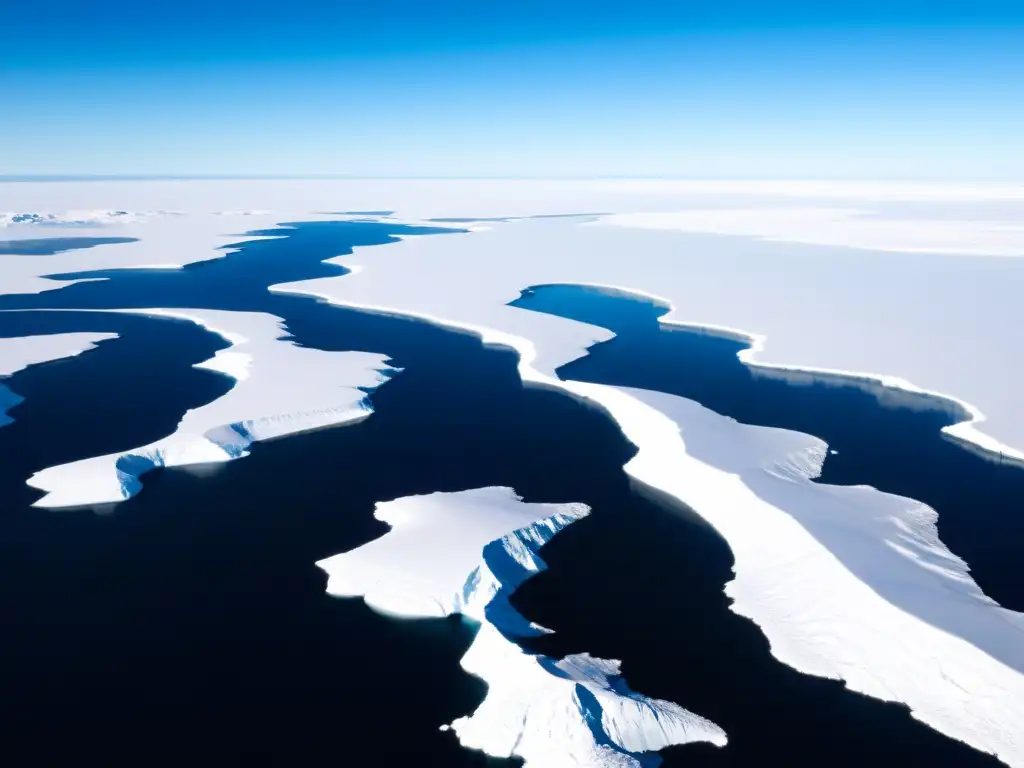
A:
[0,331,117,427]
[27,309,396,508]
[317,487,727,767]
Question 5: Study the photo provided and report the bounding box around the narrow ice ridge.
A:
[25,308,396,508]
[0,332,117,427]
[317,487,727,767]
[276,285,1024,766]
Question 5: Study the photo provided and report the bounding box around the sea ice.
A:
[317,487,727,767]
[26,309,395,508]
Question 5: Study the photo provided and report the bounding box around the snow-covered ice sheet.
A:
[317,487,727,767]
[0,332,117,426]
[26,309,395,508]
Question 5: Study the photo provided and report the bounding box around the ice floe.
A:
[0,332,117,427]
[26,309,395,508]
[317,487,727,766]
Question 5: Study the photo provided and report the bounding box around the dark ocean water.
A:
[0,226,1005,767]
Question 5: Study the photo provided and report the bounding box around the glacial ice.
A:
[27,309,396,508]
[317,486,727,767]
[0,332,117,427]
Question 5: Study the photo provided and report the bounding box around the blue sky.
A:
[2,0,1022,178]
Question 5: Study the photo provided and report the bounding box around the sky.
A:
[2,0,1023,179]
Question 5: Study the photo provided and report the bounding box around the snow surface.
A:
[317,486,727,767]
[26,309,395,508]
[0,332,117,427]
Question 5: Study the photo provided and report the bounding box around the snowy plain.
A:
[317,486,727,767]
[3,178,1024,764]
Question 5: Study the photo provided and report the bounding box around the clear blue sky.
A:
[2,0,1022,178]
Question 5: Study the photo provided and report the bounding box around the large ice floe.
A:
[0,332,117,427]
[26,309,395,508]
[317,486,727,767]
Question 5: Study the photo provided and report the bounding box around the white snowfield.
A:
[317,486,727,767]
[0,332,117,426]
[26,309,395,508]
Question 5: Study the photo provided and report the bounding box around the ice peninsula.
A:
[26,309,395,508]
[317,486,727,767]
